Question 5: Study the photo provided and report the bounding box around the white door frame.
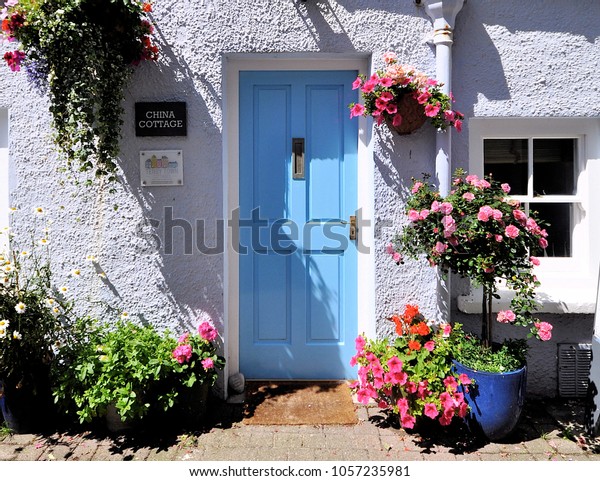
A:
[222,53,375,394]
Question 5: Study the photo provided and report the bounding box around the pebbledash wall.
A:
[1,0,600,398]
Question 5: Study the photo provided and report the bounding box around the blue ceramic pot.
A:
[452,360,527,440]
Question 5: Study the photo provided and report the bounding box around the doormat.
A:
[242,381,358,425]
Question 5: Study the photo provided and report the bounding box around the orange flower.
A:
[142,2,153,12]
[403,305,420,323]
[390,314,404,336]
[408,340,421,351]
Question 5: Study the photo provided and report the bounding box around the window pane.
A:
[483,139,528,195]
[529,203,572,258]
[533,138,576,196]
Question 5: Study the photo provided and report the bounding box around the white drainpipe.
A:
[422,0,465,196]
[421,0,465,322]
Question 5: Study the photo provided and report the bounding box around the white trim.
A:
[222,54,374,392]
[0,109,9,252]
[465,117,600,314]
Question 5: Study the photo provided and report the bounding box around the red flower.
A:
[143,2,153,12]
[407,340,421,351]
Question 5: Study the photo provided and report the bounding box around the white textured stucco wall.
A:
[1,0,599,397]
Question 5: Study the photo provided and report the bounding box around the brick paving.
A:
[1,398,599,462]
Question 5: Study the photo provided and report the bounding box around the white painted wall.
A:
[1,0,599,397]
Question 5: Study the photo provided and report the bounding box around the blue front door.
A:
[239,70,358,379]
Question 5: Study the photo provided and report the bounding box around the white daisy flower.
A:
[15,302,26,313]
[0,276,9,285]
[52,306,60,315]
[20,250,30,257]
[12,331,22,340]
[71,268,81,277]
[8,207,17,214]
[85,254,97,262]
[3,264,13,273]
[45,298,56,307]
[59,286,68,294]
[0,319,9,329]
[39,238,49,246]
[0,328,7,339]
[33,206,45,216]
[120,312,129,320]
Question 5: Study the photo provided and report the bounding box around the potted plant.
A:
[53,317,225,431]
[348,51,463,135]
[0,209,71,433]
[1,0,159,182]
[350,304,473,431]
[388,168,552,439]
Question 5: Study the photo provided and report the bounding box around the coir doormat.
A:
[242,381,358,425]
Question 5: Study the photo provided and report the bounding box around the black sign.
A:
[135,102,187,137]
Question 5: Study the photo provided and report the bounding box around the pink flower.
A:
[465,175,479,185]
[440,202,453,215]
[443,376,458,392]
[458,373,471,385]
[419,209,429,220]
[379,77,394,88]
[440,323,452,337]
[434,242,447,254]
[349,103,365,118]
[439,392,454,410]
[411,182,423,194]
[477,206,493,222]
[424,403,439,419]
[355,335,366,351]
[417,91,431,104]
[387,356,403,372]
[392,113,403,127]
[172,344,192,364]
[424,103,440,117]
[501,183,511,193]
[539,237,549,249]
[384,370,408,385]
[530,256,540,266]
[386,102,398,114]
[454,119,463,132]
[382,51,398,63]
[361,79,378,93]
[3,50,25,72]
[495,234,503,242]
[405,381,417,394]
[198,321,218,341]
[397,397,409,415]
[497,310,516,323]
[177,333,190,344]
[430,200,440,212]
[408,209,420,222]
[392,252,402,263]
[424,340,435,352]
[201,358,215,370]
[513,209,527,224]
[535,321,553,341]
[444,110,455,122]
[442,215,456,237]
[492,209,503,221]
[462,192,475,202]
[380,91,394,102]
[400,413,416,429]
[505,225,520,239]
[352,77,362,90]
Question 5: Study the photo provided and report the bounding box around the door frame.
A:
[223,54,374,393]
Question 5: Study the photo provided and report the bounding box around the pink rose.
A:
[408,209,420,222]
[434,241,447,254]
[477,206,493,222]
[411,181,423,193]
[440,202,453,215]
[382,51,397,63]
[501,183,511,193]
[497,310,516,323]
[505,225,520,239]
[535,321,553,341]
[198,321,218,341]
[539,237,549,249]
[530,256,540,266]
[513,209,527,223]
[462,192,475,202]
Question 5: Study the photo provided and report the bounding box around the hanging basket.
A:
[386,93,428,136]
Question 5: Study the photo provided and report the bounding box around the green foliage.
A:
[53,319,225,424]
[2,0,158,182]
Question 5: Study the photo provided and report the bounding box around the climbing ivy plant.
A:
[2,0,159,182]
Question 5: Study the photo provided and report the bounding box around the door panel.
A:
[239,70,358,379]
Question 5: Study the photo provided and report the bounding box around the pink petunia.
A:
[397,397,409,415]
[349,103,365,118]
[444,110,455,122]
[424,340,435,352]
[443,376,458,392]
[454,119,463,132]
[400,413,416,430]
[361,79,378,93]
[424,103,440,117]
[387,356,403,372]
[379,77,394,88]
[424,403,439,419]
[352,77,362,90]
[392,113,403,127]
[458,373,471,385]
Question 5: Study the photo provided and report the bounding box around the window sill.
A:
[457,283,597,315]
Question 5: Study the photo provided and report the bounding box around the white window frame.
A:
[459,117,600,314]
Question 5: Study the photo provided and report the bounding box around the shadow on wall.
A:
[113,21,224,335]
